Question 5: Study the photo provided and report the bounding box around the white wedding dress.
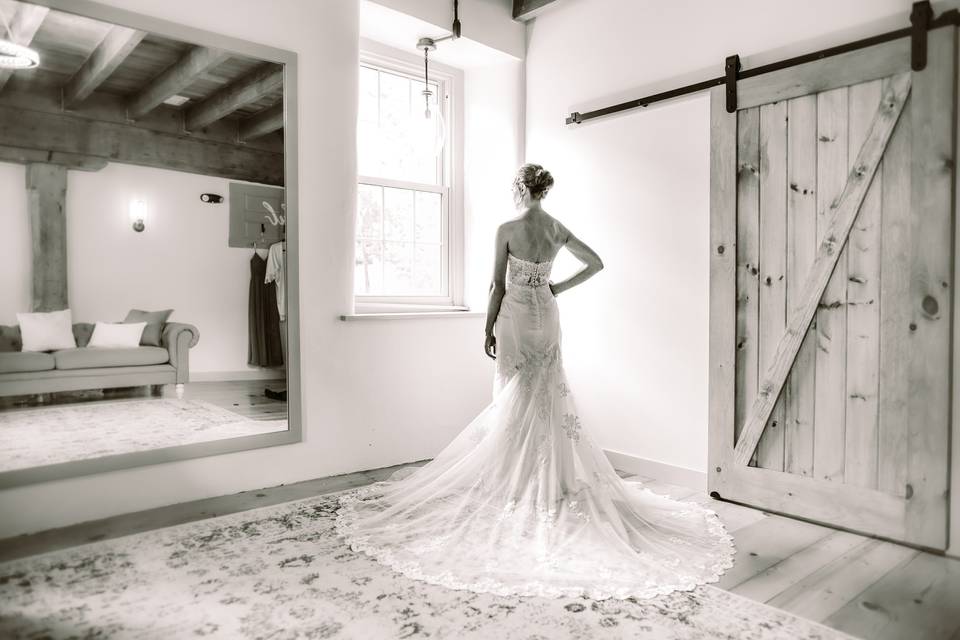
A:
[335,253,735,600]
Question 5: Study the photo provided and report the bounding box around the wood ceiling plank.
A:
[126,45,229,119]
[0,103,283,185]
[185,63,282,131]
[239,102,283,141]
[0,144,107,171]
[63,25,146,109]
[0,2,49,92]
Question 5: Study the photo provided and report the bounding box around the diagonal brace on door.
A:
[732,72,913,467]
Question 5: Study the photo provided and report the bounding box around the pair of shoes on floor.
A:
[264,388,287,401]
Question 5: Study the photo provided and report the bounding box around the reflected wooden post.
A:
[26,163,68,312]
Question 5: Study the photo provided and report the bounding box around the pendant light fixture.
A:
[0,6,40,69]
[414,0,460,155]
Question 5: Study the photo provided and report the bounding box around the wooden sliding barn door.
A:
[708,28,956,550]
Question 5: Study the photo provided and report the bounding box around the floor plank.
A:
[731,529,865,601]
[716,514,835,590]
[825,552,960,640]
[766,538,918,622]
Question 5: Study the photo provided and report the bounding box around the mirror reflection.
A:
[0,0,289,479]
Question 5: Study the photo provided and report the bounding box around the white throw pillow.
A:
[87,321,147,349]
[17,309,77,352]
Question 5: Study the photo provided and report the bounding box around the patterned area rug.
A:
[0,399,287,472]
[0,490,856,639]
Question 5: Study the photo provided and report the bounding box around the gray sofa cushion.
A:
[54,347,170,370]
[0,351,56,373]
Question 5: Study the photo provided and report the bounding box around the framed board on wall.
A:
[228,182,286,248]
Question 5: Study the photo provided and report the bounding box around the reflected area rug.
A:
[0,490,857,639]
[0,399,287,472]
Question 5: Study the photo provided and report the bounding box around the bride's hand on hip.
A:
[484,334,496,360]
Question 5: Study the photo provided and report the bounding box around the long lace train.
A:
[334,254,735,600]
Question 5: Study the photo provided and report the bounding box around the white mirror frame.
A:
[0,0,302,489]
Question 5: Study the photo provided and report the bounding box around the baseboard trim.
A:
[190,370,286,382]
[604,449,707,491]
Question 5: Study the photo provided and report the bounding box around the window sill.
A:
[341,309,484,321]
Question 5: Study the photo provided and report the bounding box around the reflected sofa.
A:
[0,322,199,398]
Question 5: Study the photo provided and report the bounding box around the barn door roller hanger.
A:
[567,0,951,124]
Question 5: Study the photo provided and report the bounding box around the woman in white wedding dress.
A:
[335,164,735,600]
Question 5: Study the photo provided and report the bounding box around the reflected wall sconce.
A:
[129,198,147,232]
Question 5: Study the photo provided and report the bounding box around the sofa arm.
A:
[161,323,199,384]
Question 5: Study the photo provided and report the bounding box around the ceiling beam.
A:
[239,102,283,141]
[0,3,49,93]
[126,45,229,120]
[0,104,283,185]
[512,0,559,20]
[0,144,107,171]
[63,25,146,109]
[184,63,283,131]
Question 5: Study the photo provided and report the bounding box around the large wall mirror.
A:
[0,0,301,488]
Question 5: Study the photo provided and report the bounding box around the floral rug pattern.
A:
[0,490,856,639]
[0,399,287,471]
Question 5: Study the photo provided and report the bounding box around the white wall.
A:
[0,162,30,322]
[525,0,960,554]
[463,59,525,308]
[0,161,282,375]
[0,0,524,539]
[369,0,524,60]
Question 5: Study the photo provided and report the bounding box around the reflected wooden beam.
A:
[63,25,146,109]
[126,45,229,119]
[0,144,107,171]
[239,102,283,141]
[0,3,49,92]
[185,63,282,131]
[26,163,68,311]
[0,104,283,185]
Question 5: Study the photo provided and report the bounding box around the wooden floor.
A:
[0,379,287,422]
[0,464,957,639]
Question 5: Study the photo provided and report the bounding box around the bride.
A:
[335,164,735,600]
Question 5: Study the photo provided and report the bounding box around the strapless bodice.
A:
[507,253,553,289]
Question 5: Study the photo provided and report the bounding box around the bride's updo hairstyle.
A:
[513,163,554,201]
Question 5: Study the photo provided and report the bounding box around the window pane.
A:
[414,191,441,243]
[383,241,413,293]
[359,66,378,125]
[356,184,382,239]
[354,240,383,295]
[413,244,442,294]
[357,66,441,185]
[383,187,414,241]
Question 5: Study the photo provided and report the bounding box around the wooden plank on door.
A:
[757,100,788,471]
[738,38,911,109]
[707,84,738,494]
[784,93,818,477]
[844,79,883,490]
[813,86,849,482]
[725,464,907,540]
[877,93,911,497]
[735,107,760,460]
[905,27,954,549]
[732,73,912,467]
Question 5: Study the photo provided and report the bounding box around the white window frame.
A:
[355,51,463,312]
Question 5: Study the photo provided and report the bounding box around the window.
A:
[355,58,458,308]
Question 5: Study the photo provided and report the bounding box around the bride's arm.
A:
[550,227,604,296]
[484,226,509,359]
